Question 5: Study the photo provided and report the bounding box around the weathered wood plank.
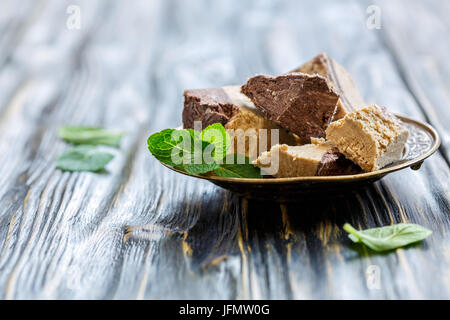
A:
[0,0,448,300]
[0,0,160,299]
[376,0,450,162]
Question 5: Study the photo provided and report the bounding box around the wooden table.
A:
[0,0,449,299]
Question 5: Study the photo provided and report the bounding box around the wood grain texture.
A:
[0,0,448,299]
[376,0,450,163]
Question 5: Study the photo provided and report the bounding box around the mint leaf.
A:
[201,123,231,162]
[148,129,179,166]
[56,145,114,172]
[148,129,202,167]
[147,128,213,172]
[184,162,219,175]
[214,154,262,178]
[147,124,262,178]
[58,126,124,147]
[343,223,432,252]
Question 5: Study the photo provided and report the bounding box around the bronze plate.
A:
[162,115,440,201]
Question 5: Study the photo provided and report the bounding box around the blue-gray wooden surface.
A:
[0,0,449,299]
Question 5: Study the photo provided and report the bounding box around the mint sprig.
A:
[148,128,197,167]
[214,154,261,178]
[201,123,231,162]
[147,124,262,178]
[56,126,125,173]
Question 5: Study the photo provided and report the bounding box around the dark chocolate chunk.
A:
[200,110,230,128]
[316,147,362,176]
[182,87,240,130]
[241,73,339,143]
[290,53,366,119]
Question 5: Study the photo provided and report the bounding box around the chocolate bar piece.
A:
[183,87,240,130]
[253,138,361,178]
[291,53,366,119]
[183,86,299,158]
[241,73,339,143]
[326,105,409,171]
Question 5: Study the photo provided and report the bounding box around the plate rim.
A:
[161,114,441,184]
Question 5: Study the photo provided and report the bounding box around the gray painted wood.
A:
[376,0,450,163]
[0,0,448,299]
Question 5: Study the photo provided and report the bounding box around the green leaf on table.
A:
[214,154,262,178]
[58,126,124,147]
[343,223,432,252]
[56,145,114,172]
